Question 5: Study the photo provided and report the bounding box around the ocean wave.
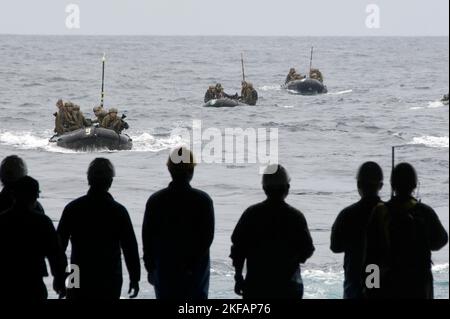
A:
[259,85,281,91]
[409,136,449,148]
[130,133,186,152]
[410,101,446,110]
[433,263,449,273]
[0,131,186,154]
[327,89,353,95]
[0,131,78,154]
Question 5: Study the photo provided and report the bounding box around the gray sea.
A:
[0,35,448,299]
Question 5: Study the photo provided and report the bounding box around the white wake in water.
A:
[130,133,185,152]
[409,136,449,148]
[259,85,282,91]
[411,101,447,110]
[0,131,185,153]
[326,89,353,95]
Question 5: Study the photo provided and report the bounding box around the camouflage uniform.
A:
[101,108,129,133]
[285,68,304,84]
[54,100,66,135]
[241,83,258,106]
[63,102,79,131]
[92,106,108,125]
[204,86,216,103]
[310,68,324,83]
[72,105,89,129]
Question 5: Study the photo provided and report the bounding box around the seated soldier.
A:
[285,68,305,84]
[72,105,90,129]
[101,108,129,133]
[204,86,216,103]
[63,102,79,132]
[54,99,66,135]
[216,83,238,100]
[310,68,324,83]
[241,82,258,106]
[92,106,108,126]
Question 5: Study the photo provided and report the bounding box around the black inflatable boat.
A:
[285,78,328,95]
[49,127,133,151]
[203,98,241,108]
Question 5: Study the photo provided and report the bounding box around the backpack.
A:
[383,200,431,275]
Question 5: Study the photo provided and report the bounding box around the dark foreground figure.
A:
[331,162,384,299]
[0,176,66,300]
[0,155,45,214]
[230,165,315,299]
[57,158,141,300]
[143,147,215,299]
[365,163,448,299]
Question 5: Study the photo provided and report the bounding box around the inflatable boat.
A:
[49,127,133,151]
[285,78,328,95]
[203,98,241,108]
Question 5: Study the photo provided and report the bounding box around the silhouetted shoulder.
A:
[190,187,213,203]
[337,201,363,220]
[147,186,213,206]
[242,201,307,224]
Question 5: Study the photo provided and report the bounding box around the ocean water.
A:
[0,35,448,299]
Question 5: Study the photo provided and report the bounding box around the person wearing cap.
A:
[101,107,129,133]
[92,106,108,126]
[230,164,315,299]
[0,176,67,300]
[330,162,384,299]
[142,147,215,299]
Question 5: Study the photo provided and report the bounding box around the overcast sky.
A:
[0,0,448,36]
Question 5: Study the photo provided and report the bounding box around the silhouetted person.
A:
[0,155,44,214]
[57,158,141,300]
[365,163,448,299]
[0,176,66,300]
[230,165,315,299]
[142,147,215,299]
[330,162,384,299]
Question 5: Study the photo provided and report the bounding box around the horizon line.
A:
[0,33,449,38]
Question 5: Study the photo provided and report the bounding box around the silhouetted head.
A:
[87,158,115,191]
[391,162,418,198]
[73,105,80,112]
[357,162,384,198]
[12,176,40,209]
[0,155,28,188]
[289,68,296,74]
[262,164,291,201]
[167,147,196,183]
[56,99,64,108]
